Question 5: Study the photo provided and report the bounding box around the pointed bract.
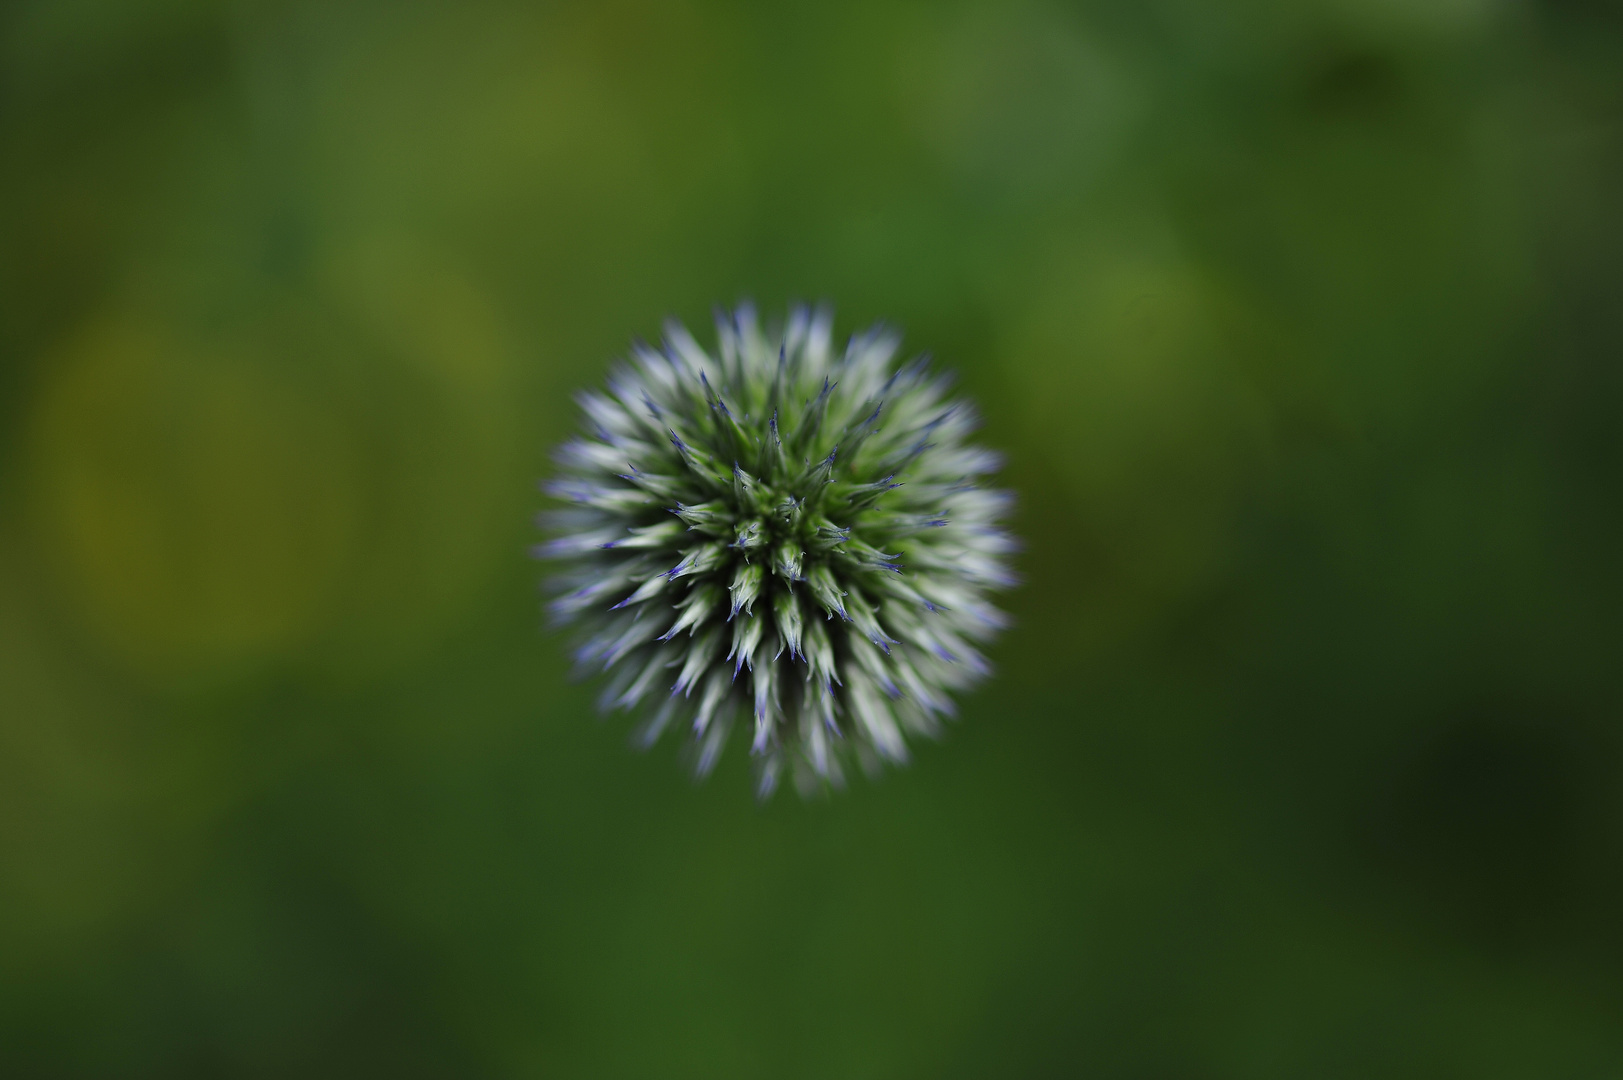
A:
[538,304,1014,797]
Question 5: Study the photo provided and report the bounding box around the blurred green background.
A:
[3,0,1622,1075]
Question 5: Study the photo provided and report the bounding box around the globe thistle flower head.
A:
[538,304,1016,797]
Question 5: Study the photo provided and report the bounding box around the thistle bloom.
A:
[537,304,1016,797]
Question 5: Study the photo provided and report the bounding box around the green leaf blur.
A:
[2,0,1620,1076]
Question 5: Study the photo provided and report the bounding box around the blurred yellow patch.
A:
[1009,242,1279,618]
[311,239,523,682]
[27,316,363,688]
[25,246,522,692]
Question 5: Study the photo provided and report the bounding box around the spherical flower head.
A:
[537,304,1017,797]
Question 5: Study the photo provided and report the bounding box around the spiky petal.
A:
[538,303,1016,797]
